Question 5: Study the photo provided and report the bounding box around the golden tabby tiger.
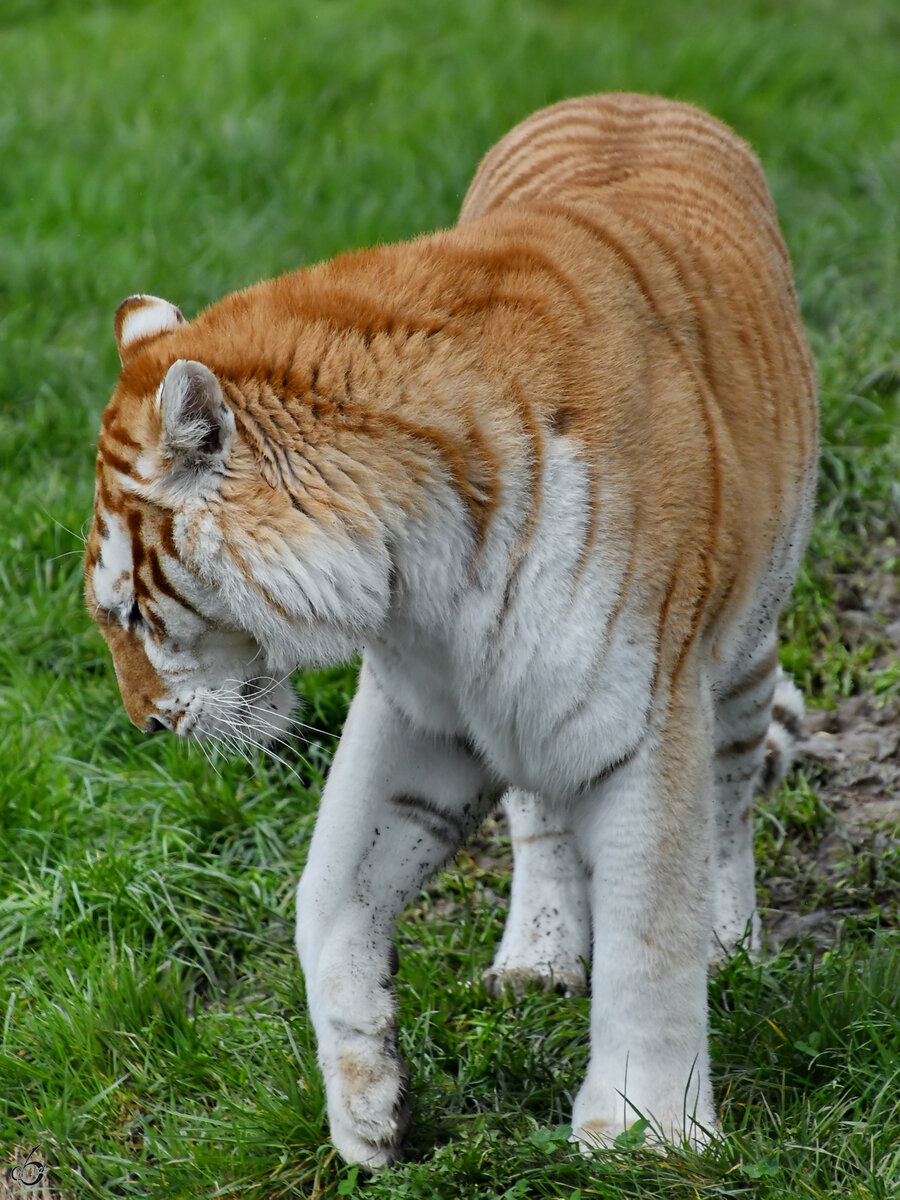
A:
[85,93,817,1166]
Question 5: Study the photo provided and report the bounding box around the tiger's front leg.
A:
[295,662,496,1168]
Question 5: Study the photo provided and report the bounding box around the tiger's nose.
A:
[144,716,167,734]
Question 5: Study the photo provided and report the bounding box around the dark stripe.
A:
[127,508,145,572]
[650,564,680,697]
[461,408,501,566]
[389,794,467,849]
[571,470,600,588]
[452,733,486,764]
[140,601,166,638]
[715,728,768,759]
[96,476,118,515]
[719,647,778,703]
[702,569,739,647]
[496,385,544,634]
[157,512,203,585]
[102,448,135,477]
[288,492,316,521]
[158,513,179,560]
[433,238,592,325]
[105,421,142,450]
[671,587,708,690]
[580,737,644,793]
[146,547,202,617]
[760,748,782,792]
[771,703,802,740]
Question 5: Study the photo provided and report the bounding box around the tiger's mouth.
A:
[164,675,298,756]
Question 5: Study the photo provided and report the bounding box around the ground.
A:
[769,549,900,949]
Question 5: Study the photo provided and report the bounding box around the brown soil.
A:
[762,550,899,949]
[764,691,899,951]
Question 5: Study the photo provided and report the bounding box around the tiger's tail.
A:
[760,669,805,793]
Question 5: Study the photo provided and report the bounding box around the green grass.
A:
[1,0,899,1196]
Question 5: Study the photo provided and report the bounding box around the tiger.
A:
[84,93,817,1167]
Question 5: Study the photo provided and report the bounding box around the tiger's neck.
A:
[207,331,502,670]
[170,227,558,670]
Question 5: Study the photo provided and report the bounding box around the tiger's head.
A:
[84,293,393,749]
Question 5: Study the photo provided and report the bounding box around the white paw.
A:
[571,1082,715,1154]
[324,1040,410,1169]
[483,959,587,998]
[572,1110,714,1154]
[329,1112,406,1171]
[571,1117,624,1152]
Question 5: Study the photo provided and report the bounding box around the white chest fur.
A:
[367,436,656,797]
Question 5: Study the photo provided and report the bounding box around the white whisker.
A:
[212,678,326,741]
[43,508,88,546]
[242,718,312,769]
[194,734,224,778]
[225,723,305,781]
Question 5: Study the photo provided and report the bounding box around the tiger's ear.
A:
[115,294,186,364]
[158,359,234,481]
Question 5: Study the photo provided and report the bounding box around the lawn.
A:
[1,0,898,1197]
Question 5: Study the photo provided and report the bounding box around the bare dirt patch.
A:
[762,551,899,950]
[763,692,900,951]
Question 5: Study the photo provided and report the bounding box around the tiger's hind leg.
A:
[570,674,717,1150]
[483,788,590,999]
[711,641,804,961]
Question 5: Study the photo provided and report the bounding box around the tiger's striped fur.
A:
[85,94,817,1167]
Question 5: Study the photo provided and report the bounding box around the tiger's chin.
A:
[172,676,298,755]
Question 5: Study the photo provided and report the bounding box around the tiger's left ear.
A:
[115,294,186,364]
[158,359,235,483]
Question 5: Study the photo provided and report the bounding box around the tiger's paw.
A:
[326,1042,410,1170]
[329,1107,409,1171]
[571,1088,715,1155]
[571,1115,713,1155]
[483,959,587,999]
